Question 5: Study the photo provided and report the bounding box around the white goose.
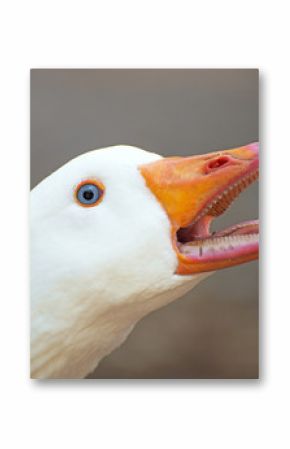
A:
[31,143,259,378]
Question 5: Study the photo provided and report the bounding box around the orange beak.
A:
[140,143,259,274]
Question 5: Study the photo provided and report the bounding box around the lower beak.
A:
[140,142,259,274]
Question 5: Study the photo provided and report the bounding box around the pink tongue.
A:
[177,217,259,243]
[177,216,213,242]
[190,215,213,238]
[213,220,259,238]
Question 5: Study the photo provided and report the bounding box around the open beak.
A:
[140,142,259,274]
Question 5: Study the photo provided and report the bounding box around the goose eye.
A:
[75,181,104,207]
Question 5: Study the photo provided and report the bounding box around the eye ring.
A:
[74,179,105,207]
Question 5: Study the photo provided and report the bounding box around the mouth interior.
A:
[176,169,259,260]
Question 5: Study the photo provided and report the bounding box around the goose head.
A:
[31,143,259,378]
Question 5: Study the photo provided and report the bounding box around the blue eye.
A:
[76,182,104,206]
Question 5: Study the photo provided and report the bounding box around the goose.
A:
[31,142,259,378]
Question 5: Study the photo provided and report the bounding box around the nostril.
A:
[205,156,231,173]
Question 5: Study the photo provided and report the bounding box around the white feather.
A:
[31,145,208,378]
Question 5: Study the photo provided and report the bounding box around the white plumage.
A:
[31,146,207,378]
[31,143,258,378]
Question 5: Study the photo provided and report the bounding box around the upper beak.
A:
[140,142,259,274]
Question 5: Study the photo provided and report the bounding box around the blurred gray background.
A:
[31,69,258,379]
